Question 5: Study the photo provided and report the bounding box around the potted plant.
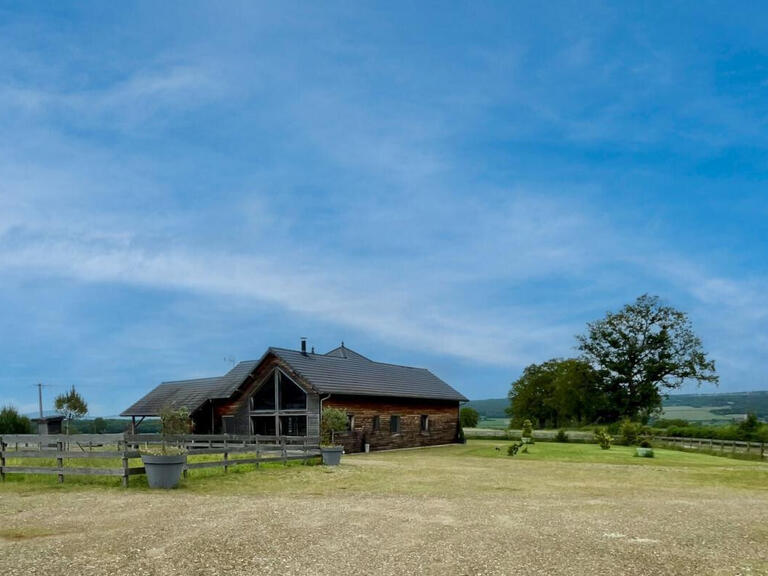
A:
[636,438,654,458]
[320,407,347,466]
[140,407,191,489]
[521,419,534,444]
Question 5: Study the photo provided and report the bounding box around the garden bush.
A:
[554,429,569,443]
[594,427,612,450]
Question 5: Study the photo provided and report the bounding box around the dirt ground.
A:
[1,443,767,575]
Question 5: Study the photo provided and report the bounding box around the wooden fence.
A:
[0,433,321,487]
[654,435,766,459]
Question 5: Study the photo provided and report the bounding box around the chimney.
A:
[301,337,307,355]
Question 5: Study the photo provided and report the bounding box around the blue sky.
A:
[1,2,767,416]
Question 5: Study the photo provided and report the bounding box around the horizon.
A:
[2,3,768,416]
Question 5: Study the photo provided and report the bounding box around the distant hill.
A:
[467,390,768,422]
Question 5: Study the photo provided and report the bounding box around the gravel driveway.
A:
[1,444,767,575]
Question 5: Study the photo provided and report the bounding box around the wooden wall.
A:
[324,395,460,453]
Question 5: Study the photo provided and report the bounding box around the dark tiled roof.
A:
[271,347,467,402]
[120,360,261,417]
[120,377,223,416]
[121,345,466,416]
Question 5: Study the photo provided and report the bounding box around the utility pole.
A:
[37,383,44,419]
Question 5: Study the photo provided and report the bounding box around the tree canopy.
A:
[508,295,718,426]
[507,358,607,428]
[460,407,479,428]
[577,294,717,422]
[54,386,88,433]
[0,405,33,434]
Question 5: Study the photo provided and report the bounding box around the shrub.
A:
[620,419,640,445]
[321,407,348,445]
[521,419,534,439]
[554,429,569,443]
[0,405,33,434]
[507,443,520,456]
[639,439,652,448]
[460,407,479,428]
[594,427,612,450]
[159,406,193,435]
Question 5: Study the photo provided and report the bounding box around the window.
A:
[251,415,277,436]
[280,415,307,436]
[347,414,355,431]
[279,371,307,410]
[248,369,309,436]
[372,415,381,433]
[390,415,401,434]
[420,415,429,433]
[251,376,276,411]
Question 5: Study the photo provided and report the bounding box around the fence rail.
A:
[654,435,766,459]
[0,433,322,486]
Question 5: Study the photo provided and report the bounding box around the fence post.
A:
[121,439,129,488]
[731,441,736,455]
[303,437,308,465]
[281,436,287,466]
[56,439,64,484]
[761,443,765,459]
[746,441,751,455]
[223,439,229,474]
[0,436,5,482]
[255,436,260,468]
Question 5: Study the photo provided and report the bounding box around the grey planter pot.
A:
[321,446,343,466]
[141,453,187,489]
[635,447,654,458]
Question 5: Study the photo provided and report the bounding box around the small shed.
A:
[31,415,65,435]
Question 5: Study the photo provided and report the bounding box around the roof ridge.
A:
[161,376,223,385]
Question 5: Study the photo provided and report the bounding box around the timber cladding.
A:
[324,395,460,453]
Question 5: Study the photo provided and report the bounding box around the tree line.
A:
[508,294,719,426]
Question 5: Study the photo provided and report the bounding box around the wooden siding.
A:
[324,395,460,453]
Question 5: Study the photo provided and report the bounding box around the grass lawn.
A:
[2,440,767,575]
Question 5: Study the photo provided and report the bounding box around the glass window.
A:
[278,371,307,410]
[420,415,429,432]
[372,415,380,432]
[280,415,307,436]
[251,415,277,436]
[390,415,401,434]
[251,373,276,411]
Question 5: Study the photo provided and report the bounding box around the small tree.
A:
[54,386,88,434]
[460,407,479,428]
[521,419,534,442]
[321,407,348,446]
[0,405,33,434]
[594,427,612,450]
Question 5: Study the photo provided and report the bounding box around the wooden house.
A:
[121,341,467,452]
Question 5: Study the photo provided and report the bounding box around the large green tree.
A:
[577,294,718,422]
[507,358,607,427]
